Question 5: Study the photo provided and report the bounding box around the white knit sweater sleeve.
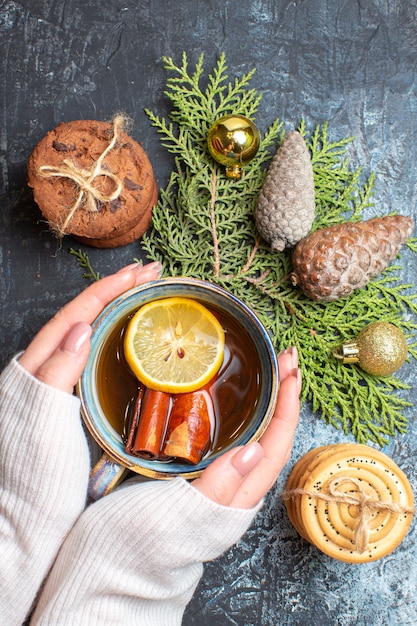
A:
[0,357,91,625]
[0,357,262,625]
[31,474,262,625]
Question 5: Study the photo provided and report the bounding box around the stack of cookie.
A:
[283,443,414,563]
[27,117,158,248]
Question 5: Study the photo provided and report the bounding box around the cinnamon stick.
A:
[124,385,145,451]
[162,389,212,464]
[129,388,171,460]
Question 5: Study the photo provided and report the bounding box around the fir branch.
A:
[69,248,100,281]
[406,237,417,253]
[142,52,416,447]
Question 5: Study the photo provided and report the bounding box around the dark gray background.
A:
[1,2,417,624]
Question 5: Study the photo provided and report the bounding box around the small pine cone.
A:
[255,131,315,251]
[290,215,414,302]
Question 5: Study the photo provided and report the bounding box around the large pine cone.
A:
[255,131,315,251]
[290,215,414,301]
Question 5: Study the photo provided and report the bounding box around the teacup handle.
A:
[88,453,128,500]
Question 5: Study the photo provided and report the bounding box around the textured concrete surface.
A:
[1,2,416,624]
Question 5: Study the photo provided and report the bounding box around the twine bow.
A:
[38,115,126,237]
[282,476,415,554]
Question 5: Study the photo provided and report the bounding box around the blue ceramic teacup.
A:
[78,277,278,499]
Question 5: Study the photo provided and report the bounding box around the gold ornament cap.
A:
[207,114,260,178]
[333,321,408,376]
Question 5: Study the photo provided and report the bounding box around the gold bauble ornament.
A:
[333,321,408,376]
[207,114,260,178]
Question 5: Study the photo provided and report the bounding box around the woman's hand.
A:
[192,347,301,509]
[18,262,300,510]
[18,262,162,394]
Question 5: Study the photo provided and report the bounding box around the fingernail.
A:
[290,346,298,369]
[117,262,142,273]
[134,261,163,282]
[117,261,163,277]
[278,346,298,368]
[292,367,302,394]
[278,347,290,357]
[231,441,264,476]
[139,261,163,276]
[63,322,92,354]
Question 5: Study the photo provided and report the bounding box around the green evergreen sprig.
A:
[69,248,101,281]
[142,52,417,446]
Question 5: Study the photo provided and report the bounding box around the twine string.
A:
[282,476,415,554]
[38,115,126,236]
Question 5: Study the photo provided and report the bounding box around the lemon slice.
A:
[124,296,225,393]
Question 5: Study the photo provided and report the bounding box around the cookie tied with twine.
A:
[282,443,414,563]
[27,116,158,248]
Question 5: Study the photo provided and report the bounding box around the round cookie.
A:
[284,444,414,563]
[285,444,355,541]
[284,446,331,540]
[74,179,158,248]
[27,117,157,247]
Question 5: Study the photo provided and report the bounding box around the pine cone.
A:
[290,215,414,302]
[255,131,315,251]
